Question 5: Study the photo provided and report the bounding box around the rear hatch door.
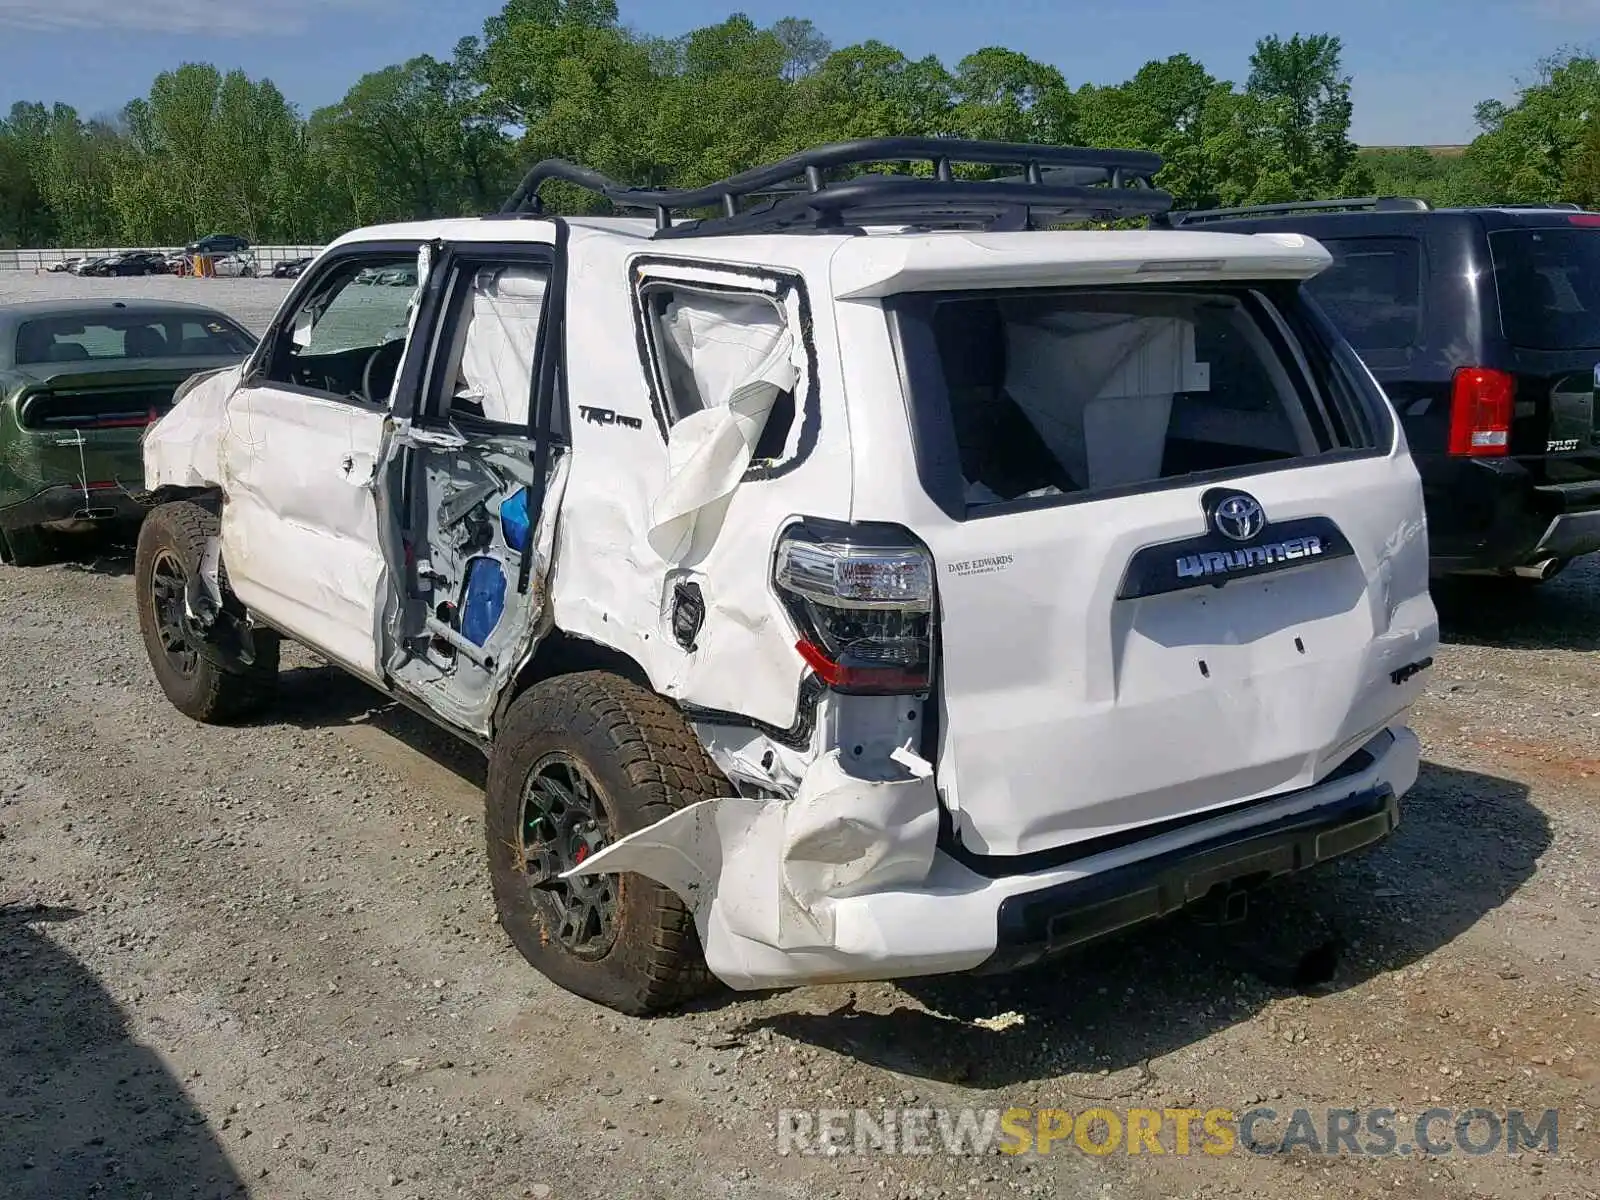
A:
[895,282,1436,858]
[1489,222,1600,481]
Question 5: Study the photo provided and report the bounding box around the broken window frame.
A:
[416,247,561,441]
[629,257,823,482]
[247,240,428,411]
[885,280,1395,523]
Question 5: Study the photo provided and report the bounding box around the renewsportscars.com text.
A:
[775,1106,1560,1158]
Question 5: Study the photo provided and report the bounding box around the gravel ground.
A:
[1,273,1596,1200]
[1,272,295,331]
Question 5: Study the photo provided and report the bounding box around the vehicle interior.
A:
[929,290,1316,507]
[269,256,416,402]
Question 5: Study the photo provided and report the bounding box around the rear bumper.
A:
[980,783,1395,974]
[1424,460,1600,571]
[693,726,1418,989]
[0,483,145,530]
[1528,507,1600,561]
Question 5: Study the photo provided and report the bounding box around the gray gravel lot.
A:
[1,273,1596,1200]
[0,272,295,332]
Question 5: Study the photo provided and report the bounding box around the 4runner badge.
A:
[1116,491,1355,599]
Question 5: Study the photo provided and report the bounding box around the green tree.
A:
[949,48,1074,145]
[786,42,953,145]
[1463,53,1600,204]
[1077,55,1252,208]
[1246,33,1370,199]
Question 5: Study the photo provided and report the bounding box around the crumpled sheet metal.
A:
[142,365,243,491]
[566,748,941,990]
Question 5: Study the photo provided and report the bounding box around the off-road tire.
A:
[486,671,732,1015]
[0,524,51,567]
[135,500,280,723]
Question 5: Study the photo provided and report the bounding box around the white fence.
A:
[0,245,324,273]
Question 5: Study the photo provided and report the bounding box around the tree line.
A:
[1,0,1597,249]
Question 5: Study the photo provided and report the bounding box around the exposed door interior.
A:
[384,256,567,736]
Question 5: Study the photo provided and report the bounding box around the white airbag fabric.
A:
[457,266,547,425]
[1004,313,1196,490]
[646,297,798,563]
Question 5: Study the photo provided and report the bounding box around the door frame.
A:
[218,238,449,681]
[393,228,570,596]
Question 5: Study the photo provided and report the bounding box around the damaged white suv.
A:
[134,139,1438,1014]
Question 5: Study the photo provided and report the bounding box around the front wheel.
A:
[485,671,732,1015]
[135,501,279,723]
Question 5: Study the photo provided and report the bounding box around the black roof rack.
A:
[499,138,1172,238]
[1499,201,1584,210]
[1160,196,1432,227]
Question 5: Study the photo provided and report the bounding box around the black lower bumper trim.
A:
[976,786,1397,974]
[1531,509,1600,560]
[0,484,145,530]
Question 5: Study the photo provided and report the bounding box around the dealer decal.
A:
[947,554,1013,578]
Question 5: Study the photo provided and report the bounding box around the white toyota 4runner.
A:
[135,140,1439,1014]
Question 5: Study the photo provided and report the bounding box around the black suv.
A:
[185,233,250,255]
[1162,199,1600,581]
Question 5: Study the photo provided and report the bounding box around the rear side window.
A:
[641,286,798,463]
[1490,227,1600,351]
[895,287,1374,513]
[1303,237,1423,351]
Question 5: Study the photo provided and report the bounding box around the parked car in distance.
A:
[186,233,250,256]
[0,299,258,566]
[84,252,173,278]
[71,256,114,276]
[272,256,313,279]
[136,138,1438,1015]
[209,252,257,278]
[47,258,82,274]
[1165,198,1600,582]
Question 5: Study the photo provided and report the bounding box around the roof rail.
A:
[1160,196,1432,226]
[499,138,1172,238]
[1499,201,1583,211]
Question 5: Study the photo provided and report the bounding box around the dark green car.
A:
[0,299,256,565]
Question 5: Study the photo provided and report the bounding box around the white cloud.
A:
[0,0,381,35]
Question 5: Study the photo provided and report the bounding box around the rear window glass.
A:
[907,289,1348,509]
[1304,237,1423,350]
[15,314,255,365]
[1490,228,1600,351]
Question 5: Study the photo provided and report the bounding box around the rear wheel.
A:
[0,524,52,567]
[135,501,279,723]
[486,671,731,1015]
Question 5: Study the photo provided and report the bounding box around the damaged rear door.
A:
[381,232,569,738]
[890,283,1439,858]
[216,240,432,682]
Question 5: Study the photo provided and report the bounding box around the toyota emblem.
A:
[1210,492,1267,542]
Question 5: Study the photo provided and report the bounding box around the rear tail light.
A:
[1448,367,1514,457]
[773,523,934,696]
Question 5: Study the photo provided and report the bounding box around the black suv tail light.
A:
[773,523,934,696]
[1447,367,1513,457]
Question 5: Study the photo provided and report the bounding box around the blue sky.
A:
[0,0,1595,145]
